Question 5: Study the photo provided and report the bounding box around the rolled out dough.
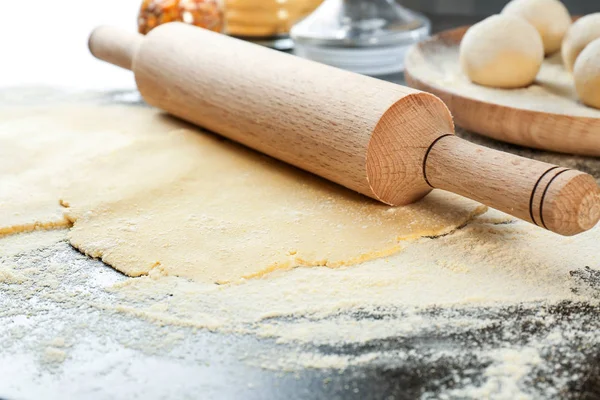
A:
[0,106,182,235]
[1,105,486,284]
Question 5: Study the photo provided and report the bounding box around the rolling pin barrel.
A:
[88,23,600,235]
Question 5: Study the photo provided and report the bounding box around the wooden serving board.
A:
[405,26,600,157]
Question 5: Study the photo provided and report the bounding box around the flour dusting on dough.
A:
[0,104,486,284]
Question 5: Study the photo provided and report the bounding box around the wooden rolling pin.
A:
[89,23,600,236]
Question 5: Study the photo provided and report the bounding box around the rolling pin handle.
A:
[424,135,600,236]
[88,26,143,71]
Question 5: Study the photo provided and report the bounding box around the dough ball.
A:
[573,38,600,109]
[460,15,544,88]
[502,0,571,55]
[562,13,600,72]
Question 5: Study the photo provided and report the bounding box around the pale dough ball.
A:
[460,15,544,88]
[573,38,600,109]
[502,0,571,55]
[562,13,600,72]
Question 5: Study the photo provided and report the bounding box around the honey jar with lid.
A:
[225,0,323,49]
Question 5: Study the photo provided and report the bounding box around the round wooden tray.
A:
[404,26,600,156]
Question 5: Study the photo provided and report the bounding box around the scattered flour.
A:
[2,212,599,398]
[0,230,67,257]
[109,218,599,341]
[446,347,544,400]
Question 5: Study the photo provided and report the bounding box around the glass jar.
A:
[138,0,225,35]
[225,0,323,50]
[291,0,430,75]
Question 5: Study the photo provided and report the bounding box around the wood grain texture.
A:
[539,169,600,235]
[425,136,600,235]
[405,25,600,156]
[88,23,600,235]
[88,26,142,71]
[134,23,441,205]
[366,92,454,205]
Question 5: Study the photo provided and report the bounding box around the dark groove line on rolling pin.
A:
[529,166,560,226]
[423,134,454,188]
[539,168,571,230]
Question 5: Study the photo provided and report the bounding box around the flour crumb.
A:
[0,266,28,284]
[50,337,67,348]
[42,347,67,364]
